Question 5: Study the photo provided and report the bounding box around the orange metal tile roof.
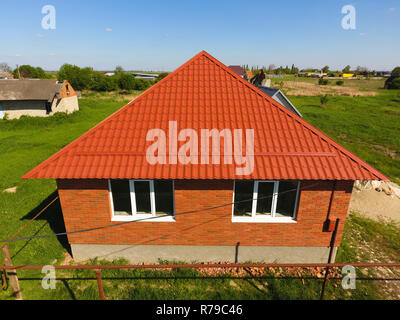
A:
[23,51,388,181]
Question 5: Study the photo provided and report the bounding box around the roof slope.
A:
[0,79,64,101]
[23,51,388,181]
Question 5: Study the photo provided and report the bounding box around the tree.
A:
[89,71,118,91]
[322,66,330,73]
[155,72,169,82]
[114,66,124,75]
[58,64,93,90]
[0,63,12,73]
[342,65,351,73]
[384,66,400,89]
[12,65,48,79]
[391,67,400,77]
[118,73,136,90]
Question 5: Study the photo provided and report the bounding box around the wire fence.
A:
[1,262,400,300]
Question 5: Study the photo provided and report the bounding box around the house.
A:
[23,51,388,263]
[257,86,302,117]
[228,65,246,78]
[341,73,354,78]
[0,79,79,119]
[132,73,159,81]
[0,72,13,80]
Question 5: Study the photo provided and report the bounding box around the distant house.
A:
[0,79,79,119]
[376,71,391,78]
[246,71,254,80]
[341,73,354,78]
[257,86,302,117]
[0,72,13,80]
[132,73,159,81]
[228,65,246,78]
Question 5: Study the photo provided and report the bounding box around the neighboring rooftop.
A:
[228,65,246,77]
[257,86,302,117]
[0,79,66,101]
[23,51,388,181]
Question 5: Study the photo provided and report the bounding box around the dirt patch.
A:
[349,189,400,223]
[282,81,377,97]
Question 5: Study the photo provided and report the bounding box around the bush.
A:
[117,73,136,91]
[58,64,93,91]
[89,72,118,91]
[336,80,344,86]
[385,76,400,89]
[320,94,329,107]
[318,78,329,85]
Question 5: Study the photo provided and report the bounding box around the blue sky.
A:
[0,0,398,71]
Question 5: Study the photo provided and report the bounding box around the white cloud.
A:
[105,28,112,32]
[389,8,395,12]
[15,54,21,57]
[359,32,366,36]
[48,53,56,56]
[36,33,45,38]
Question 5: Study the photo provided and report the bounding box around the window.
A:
[232,180,300,223]
[109,180,175,222]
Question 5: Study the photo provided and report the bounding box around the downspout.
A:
[323,181,337,232]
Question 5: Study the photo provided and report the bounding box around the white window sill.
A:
[232,216,297,223]
[111,215,176,222]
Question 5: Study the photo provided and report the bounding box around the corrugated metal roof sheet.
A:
[23,51,389,181]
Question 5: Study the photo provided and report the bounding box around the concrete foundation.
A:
[70,244,337,263]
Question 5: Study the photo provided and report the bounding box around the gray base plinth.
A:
[70,244,337,263]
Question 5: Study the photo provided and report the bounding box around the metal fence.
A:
[2,262,400,300]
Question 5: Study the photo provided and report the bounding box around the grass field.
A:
[0,88,399,299]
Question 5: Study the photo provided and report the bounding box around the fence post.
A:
[95,269,105,300]
[1,245,23,300]
[320,218,340,300]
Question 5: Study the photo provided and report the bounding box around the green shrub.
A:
[117,73,136,91]
[320,94,329,107]
[385,76,400,89]
[318,78,328,85]
[336,80,344,86]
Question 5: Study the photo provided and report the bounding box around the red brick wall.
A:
[56,179,353,247]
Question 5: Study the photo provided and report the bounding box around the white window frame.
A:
[109,179,175,222]
[232,180,300,223]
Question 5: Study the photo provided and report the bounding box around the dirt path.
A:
[349,189,400,223]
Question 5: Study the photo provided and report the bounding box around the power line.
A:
[0,182,321,244]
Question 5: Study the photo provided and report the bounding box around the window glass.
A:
[276,181,298,217]
[110,180,132,216]
[154,181,174,216]
[233,181,254,217]
[134,181,152,214]
[256,182,274,216]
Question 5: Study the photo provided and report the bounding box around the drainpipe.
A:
[323,181,337,232]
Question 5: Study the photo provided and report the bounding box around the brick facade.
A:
[56,179,353,248]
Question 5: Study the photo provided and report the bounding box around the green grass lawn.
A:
[0,90,399,299]
[289,90,400,184]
